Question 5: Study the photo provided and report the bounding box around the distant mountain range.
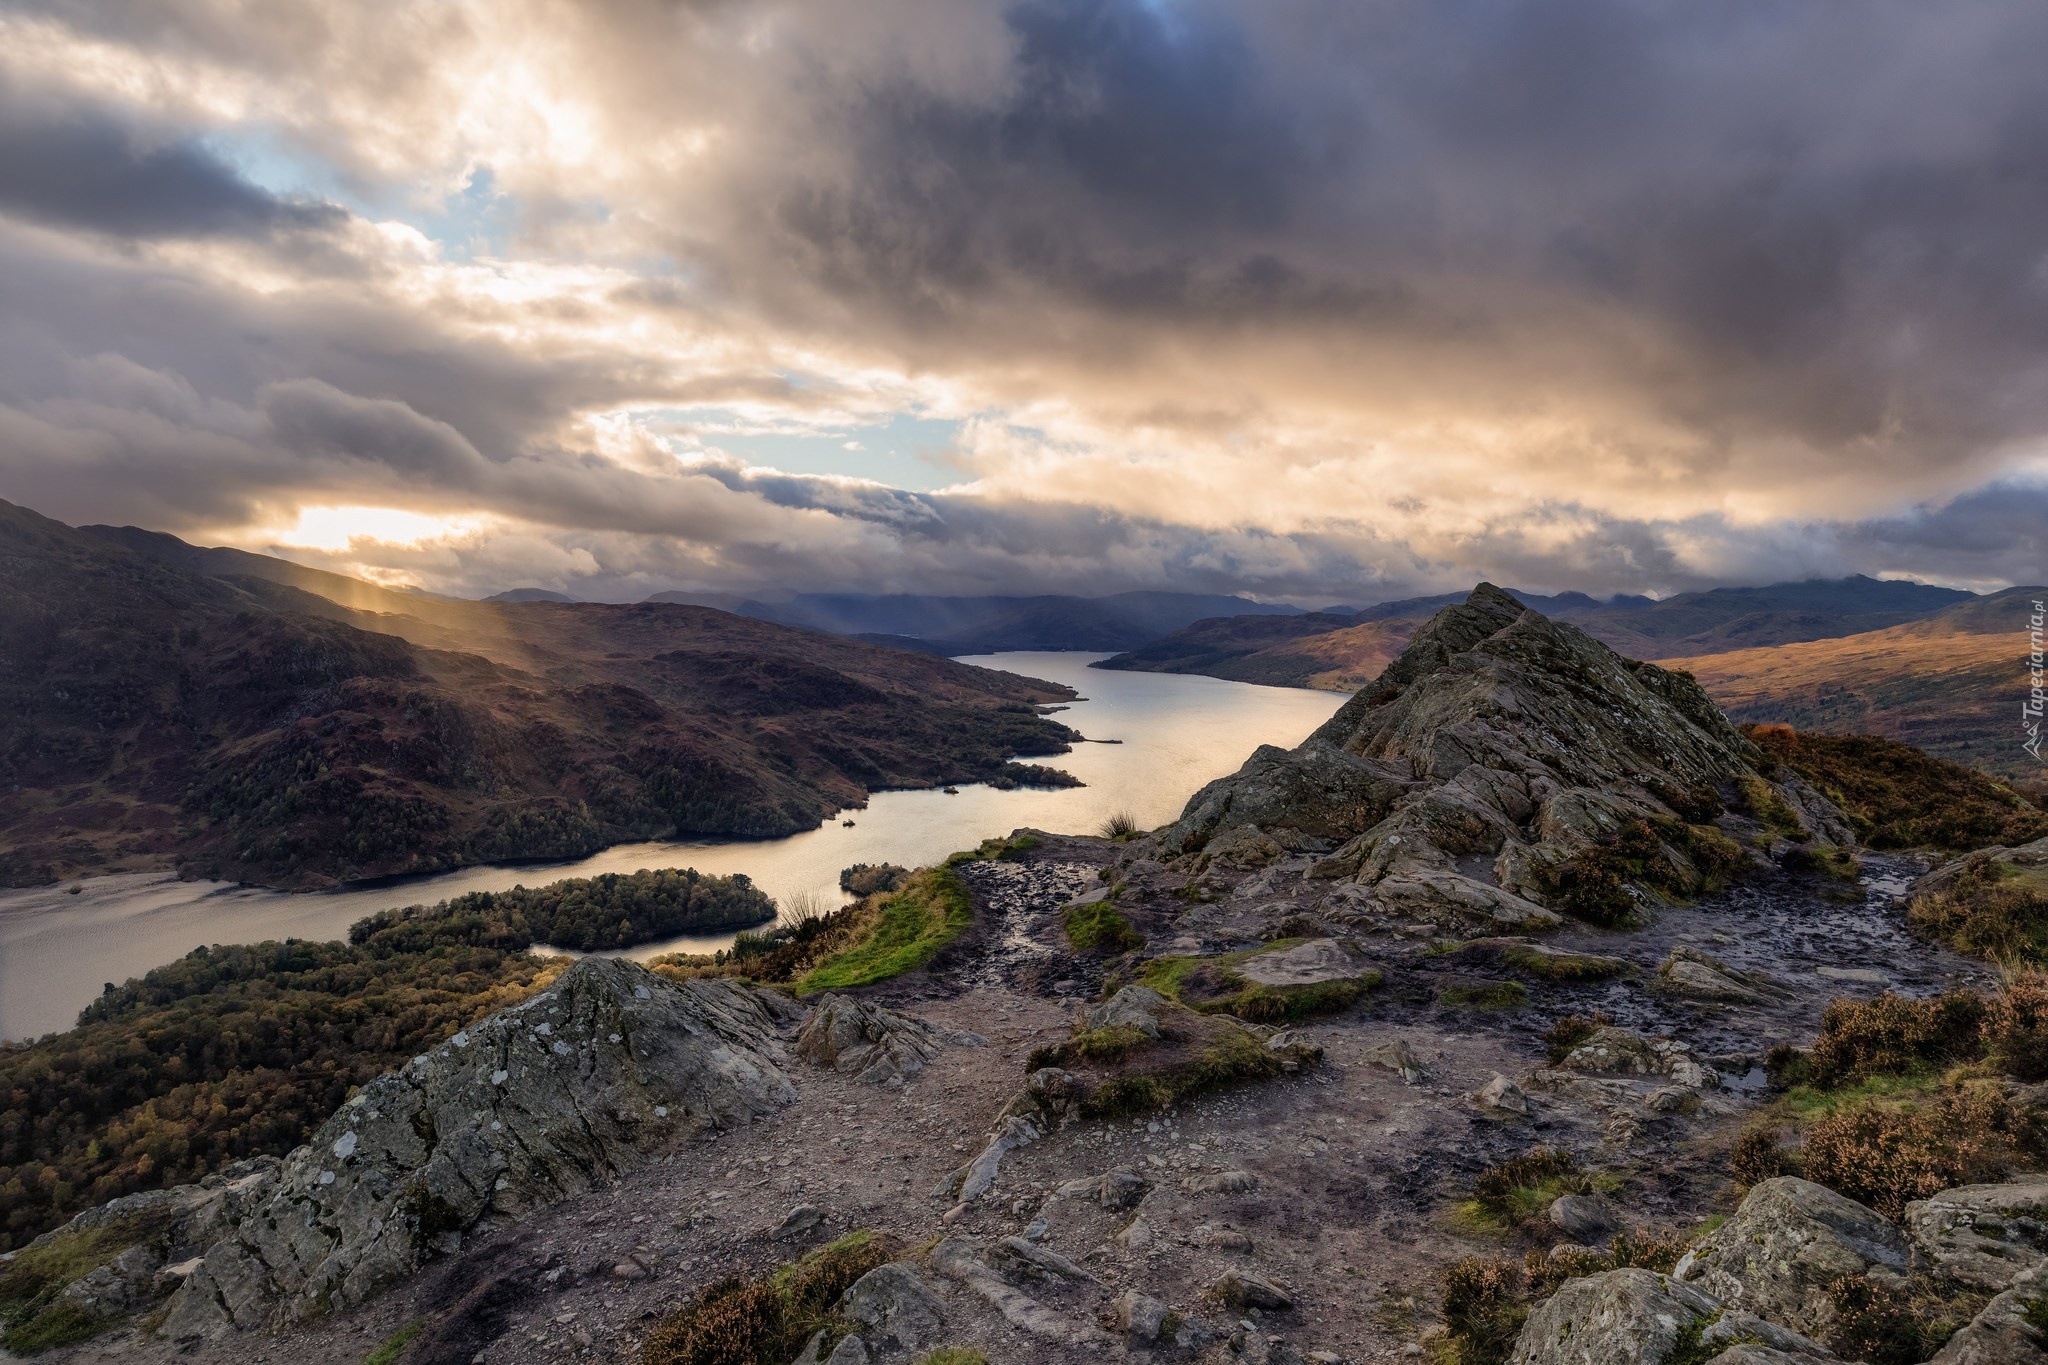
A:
[3,502,1079,889]
[725,590,1301,655]
[1098,575,2044,780]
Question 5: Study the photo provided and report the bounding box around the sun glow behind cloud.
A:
[264,505,496,554]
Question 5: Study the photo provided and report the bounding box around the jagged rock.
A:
[1232,938,1376,987]
[1929,1268,2048,1362]
[1205,824,1287,867]
[1211,1268,1293,1311]
[1673,1177,1911,1337]
[939,1114,1044,1206]
[1087,985,1167,1039]
[930,1238,1115,1349]
[1362,1038,1432,1084]
[1559,1025,1664,1074]
[1548,1194,1619,1243]
[1655,947,1788,1005]
[162,959,797,1337]
[1470,1072,1531,1118]
[1184,1168,1259,1195]
[1057,1169,1151,1209]
[840,1262,947,1350]
[772,1205,824,1241]
[1506,1268,1840,1365]
[1905,1177,2048,1291]
[989,1235,1097,1286]
[795,994,983,1086]
[1116,1215,1158,1250]
[20,1158,279,1330]
[1170,586,1853,928]
[1116,1288,1172,1340]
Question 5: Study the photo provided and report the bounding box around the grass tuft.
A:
[642,1231,889,1365]
[1063,899,1143,953]
[366,1319,426,1365]
[794,869,973,994]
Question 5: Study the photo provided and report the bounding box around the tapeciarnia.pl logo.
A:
[2027,598,2045,761]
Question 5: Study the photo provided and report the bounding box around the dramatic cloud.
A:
[0,0,2044,601]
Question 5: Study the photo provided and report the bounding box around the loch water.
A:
[0,654,1347,1040]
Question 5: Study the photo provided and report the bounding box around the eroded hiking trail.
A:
[51,834,1983,1365]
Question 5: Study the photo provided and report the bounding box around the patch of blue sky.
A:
[659,408,969,491]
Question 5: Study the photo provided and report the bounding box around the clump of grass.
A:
[1099,810,1140,841]
[794,869,973,995]
[1139,944,1378,1024]
[366,1319,426,1365]
[1739,772,1808,838]
[1078,1025,1307,1119]
[1498,946,1631,982]
[1027,1025,1152,1072]
[1802,1084,2047,1220]
[641,1231,890,1365]
[1465,1147,1592,1227]
[1988,971,2048,1080]
[942,833,1040,867]
[1805,991,1989,1087]
[1541,1010,1611,1064]
[1063,899,1142,953]
[1438,1256,1526,1365]
[1440,980,1528,1011]
[916,1352,989,1365]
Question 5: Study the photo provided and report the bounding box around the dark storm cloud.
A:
[0,76,344,240]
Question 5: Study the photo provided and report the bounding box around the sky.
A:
[2,0,2046,604]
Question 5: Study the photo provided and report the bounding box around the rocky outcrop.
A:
[1904,1177,2048,1291]
[1167,585,1853,929]
[1672,1177,1911,1337]
[1930,1267,2048,1363]
[1506,1268,1840,1365]
[795,993,984,1086]
[161,958,798,1337]
[1655,947,1790,1005]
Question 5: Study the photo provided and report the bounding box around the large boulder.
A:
[1905,1177,2048,1292]
[795,993,983,1086]
[162,959,797,1337]
[1673,1177,1911,1338]
[1506,1269,1838,1365]
[1166,586,1851,927]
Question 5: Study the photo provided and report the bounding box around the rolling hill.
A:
[3,503,1079,889]
[734,589,1300,654]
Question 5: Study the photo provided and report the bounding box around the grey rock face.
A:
[1508,1268,1719,1365]
[1210,1268,1293,1311]
[1548,1194,1619,1244]
[1673,1177,1911,1337]
[1231,938,1374,987]
[1168,585,1851,928]
[1115,1288,1171,1340]
[795,993,983,1086]
[930,1238,1114,1349]
[1086,985,1167,1038]
[1470,1072,1532,1119]
[1362,1038,1432,1084]
[840,1262,947,1350]
[1656,947,1788,1005]
[1056,1168,1151,1209]
[28,1159,279,1328]
[162,958,796,1337]
[1906,1178,2048,1291]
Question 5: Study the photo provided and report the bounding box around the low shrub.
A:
[1826,1274,1986,1365]
[1730,1124,1796,1187]
[794,869,974,994]
[1541,1011,1611,1065]
[1802,1086,2046,1219]
[1077,1025,1309,1119]
[1099,810,1140,840]
[1026,1025,1152,1071]
[1441,980,1528,1011]
[1805,991,1989,1087]
[1468,1148,1590,1226]
[1912,869,2048,963]
[1438,1256,1526,1365]
[641,1231,890,1365]
[1988,971,2048,1081]
[1063,899,1143,953]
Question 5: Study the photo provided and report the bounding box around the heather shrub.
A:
[1468,1148,1590,1226]
[1438,1256,1526,1365]
[1987,971,2048,1081]
[1730,1125,1795,1187]
[1804,991,1987,1087]
[1910,863,2048,962]
[1826,1274,1985,1365]
[1541,1011,1611,1065]
[1802,1088,2044,1219]
[642,1231,890,1365]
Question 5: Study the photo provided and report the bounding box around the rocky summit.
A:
[1170,583,1855,929]
[16,586,2048,1365]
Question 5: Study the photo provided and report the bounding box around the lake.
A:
[0,654,1346,1040]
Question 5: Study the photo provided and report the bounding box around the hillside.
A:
[2,502,1079,889]
[1664,587,2046,779]
[736,589,1299,654]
